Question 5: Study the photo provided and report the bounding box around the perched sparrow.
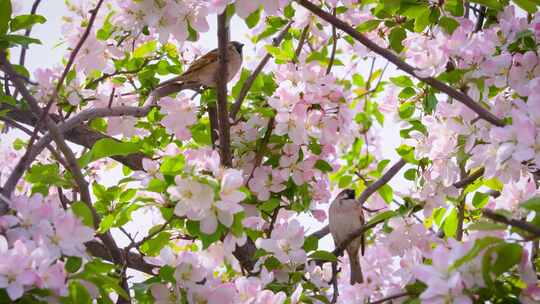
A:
[329,189,365,285]
[145,41,244,105]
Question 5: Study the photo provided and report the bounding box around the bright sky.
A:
[8,0,405,278]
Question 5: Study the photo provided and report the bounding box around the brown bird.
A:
[329,189,365,285]
[146,41,244,104]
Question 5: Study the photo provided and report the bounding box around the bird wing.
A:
[182,47,219,76]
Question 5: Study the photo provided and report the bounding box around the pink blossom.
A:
[256,219,307,264]
[159,96,198,141]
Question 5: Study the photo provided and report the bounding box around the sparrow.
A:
[145,41,244,105]
[329,189,365,285]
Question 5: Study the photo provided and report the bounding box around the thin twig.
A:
[13,0,106,191]
[356,159,406,206]
[474,6,486,32]
[296,0,505,127]
[208,103,219,149]
[19,0,43,67]
[247,117,274,184]
[294,24,310,63]
[330,261,340,304]
[230,21,293,120]
[370,292,410,304]
[0,117,68,169]
[326,9,338,75]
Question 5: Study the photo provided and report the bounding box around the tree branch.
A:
[1,54,130,302]
[370,292,410,304]
[293,24,310,63]
[296,0,505,127]
[216,13,232,167]
[326,8,338,75]
[18,0,43,67]
[483,209,540,237]
[453,167,485,188]
[230,21,293,120]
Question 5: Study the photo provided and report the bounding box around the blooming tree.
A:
[0,0,540,303]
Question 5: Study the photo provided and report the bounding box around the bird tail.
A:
[347,247,363,285]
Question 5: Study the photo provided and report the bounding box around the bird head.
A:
[231,41,244,55]
[339,189,356,200]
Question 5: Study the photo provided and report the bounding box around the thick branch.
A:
[483,209,540,237]
[296,0,505,127]
[2,54,130,301]
[216,13,232,167]
[230,21,293,120]
[2,104,152,196]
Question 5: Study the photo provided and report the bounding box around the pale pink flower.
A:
[256,219,307,264]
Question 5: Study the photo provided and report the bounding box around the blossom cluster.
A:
[0,194,94,300]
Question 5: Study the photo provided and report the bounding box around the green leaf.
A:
[469,0,504,10]
[451,236,503,270]
[314,160,334,173]
[513,0,538,13]
[67,281,92,304]
[260,198,280,213]
[264,256,282,270]
[66,256,83,273]
[303,235,319,252]
[404,168,417,181]
[356,19,382,32]
[134,40,157,58]
[79,138,141,167]
[10,14,46,32]
[0,0,11,36]
[377,184,393,204]
[484,178,503,192]
[520,196,540,212]
[396,144,416,163]
[399,101,415,119]
[388,27,406,53]
[390,75,414,88]
[443,208,458,238]
[492,243,522,275]
[71,202,95,227]
[139,232,171,256]
[366,210,398,226]
[265,44,294,61]
[338,175,353,188]
[413,7,431,32]
[160,154,185,175]
[309,250,337,262]
[472,192,489,208]
[245,8,261,28]
[444,0,465,16]
[0,34,41,46]
[423,92,438,114]
[439,16,460,34]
